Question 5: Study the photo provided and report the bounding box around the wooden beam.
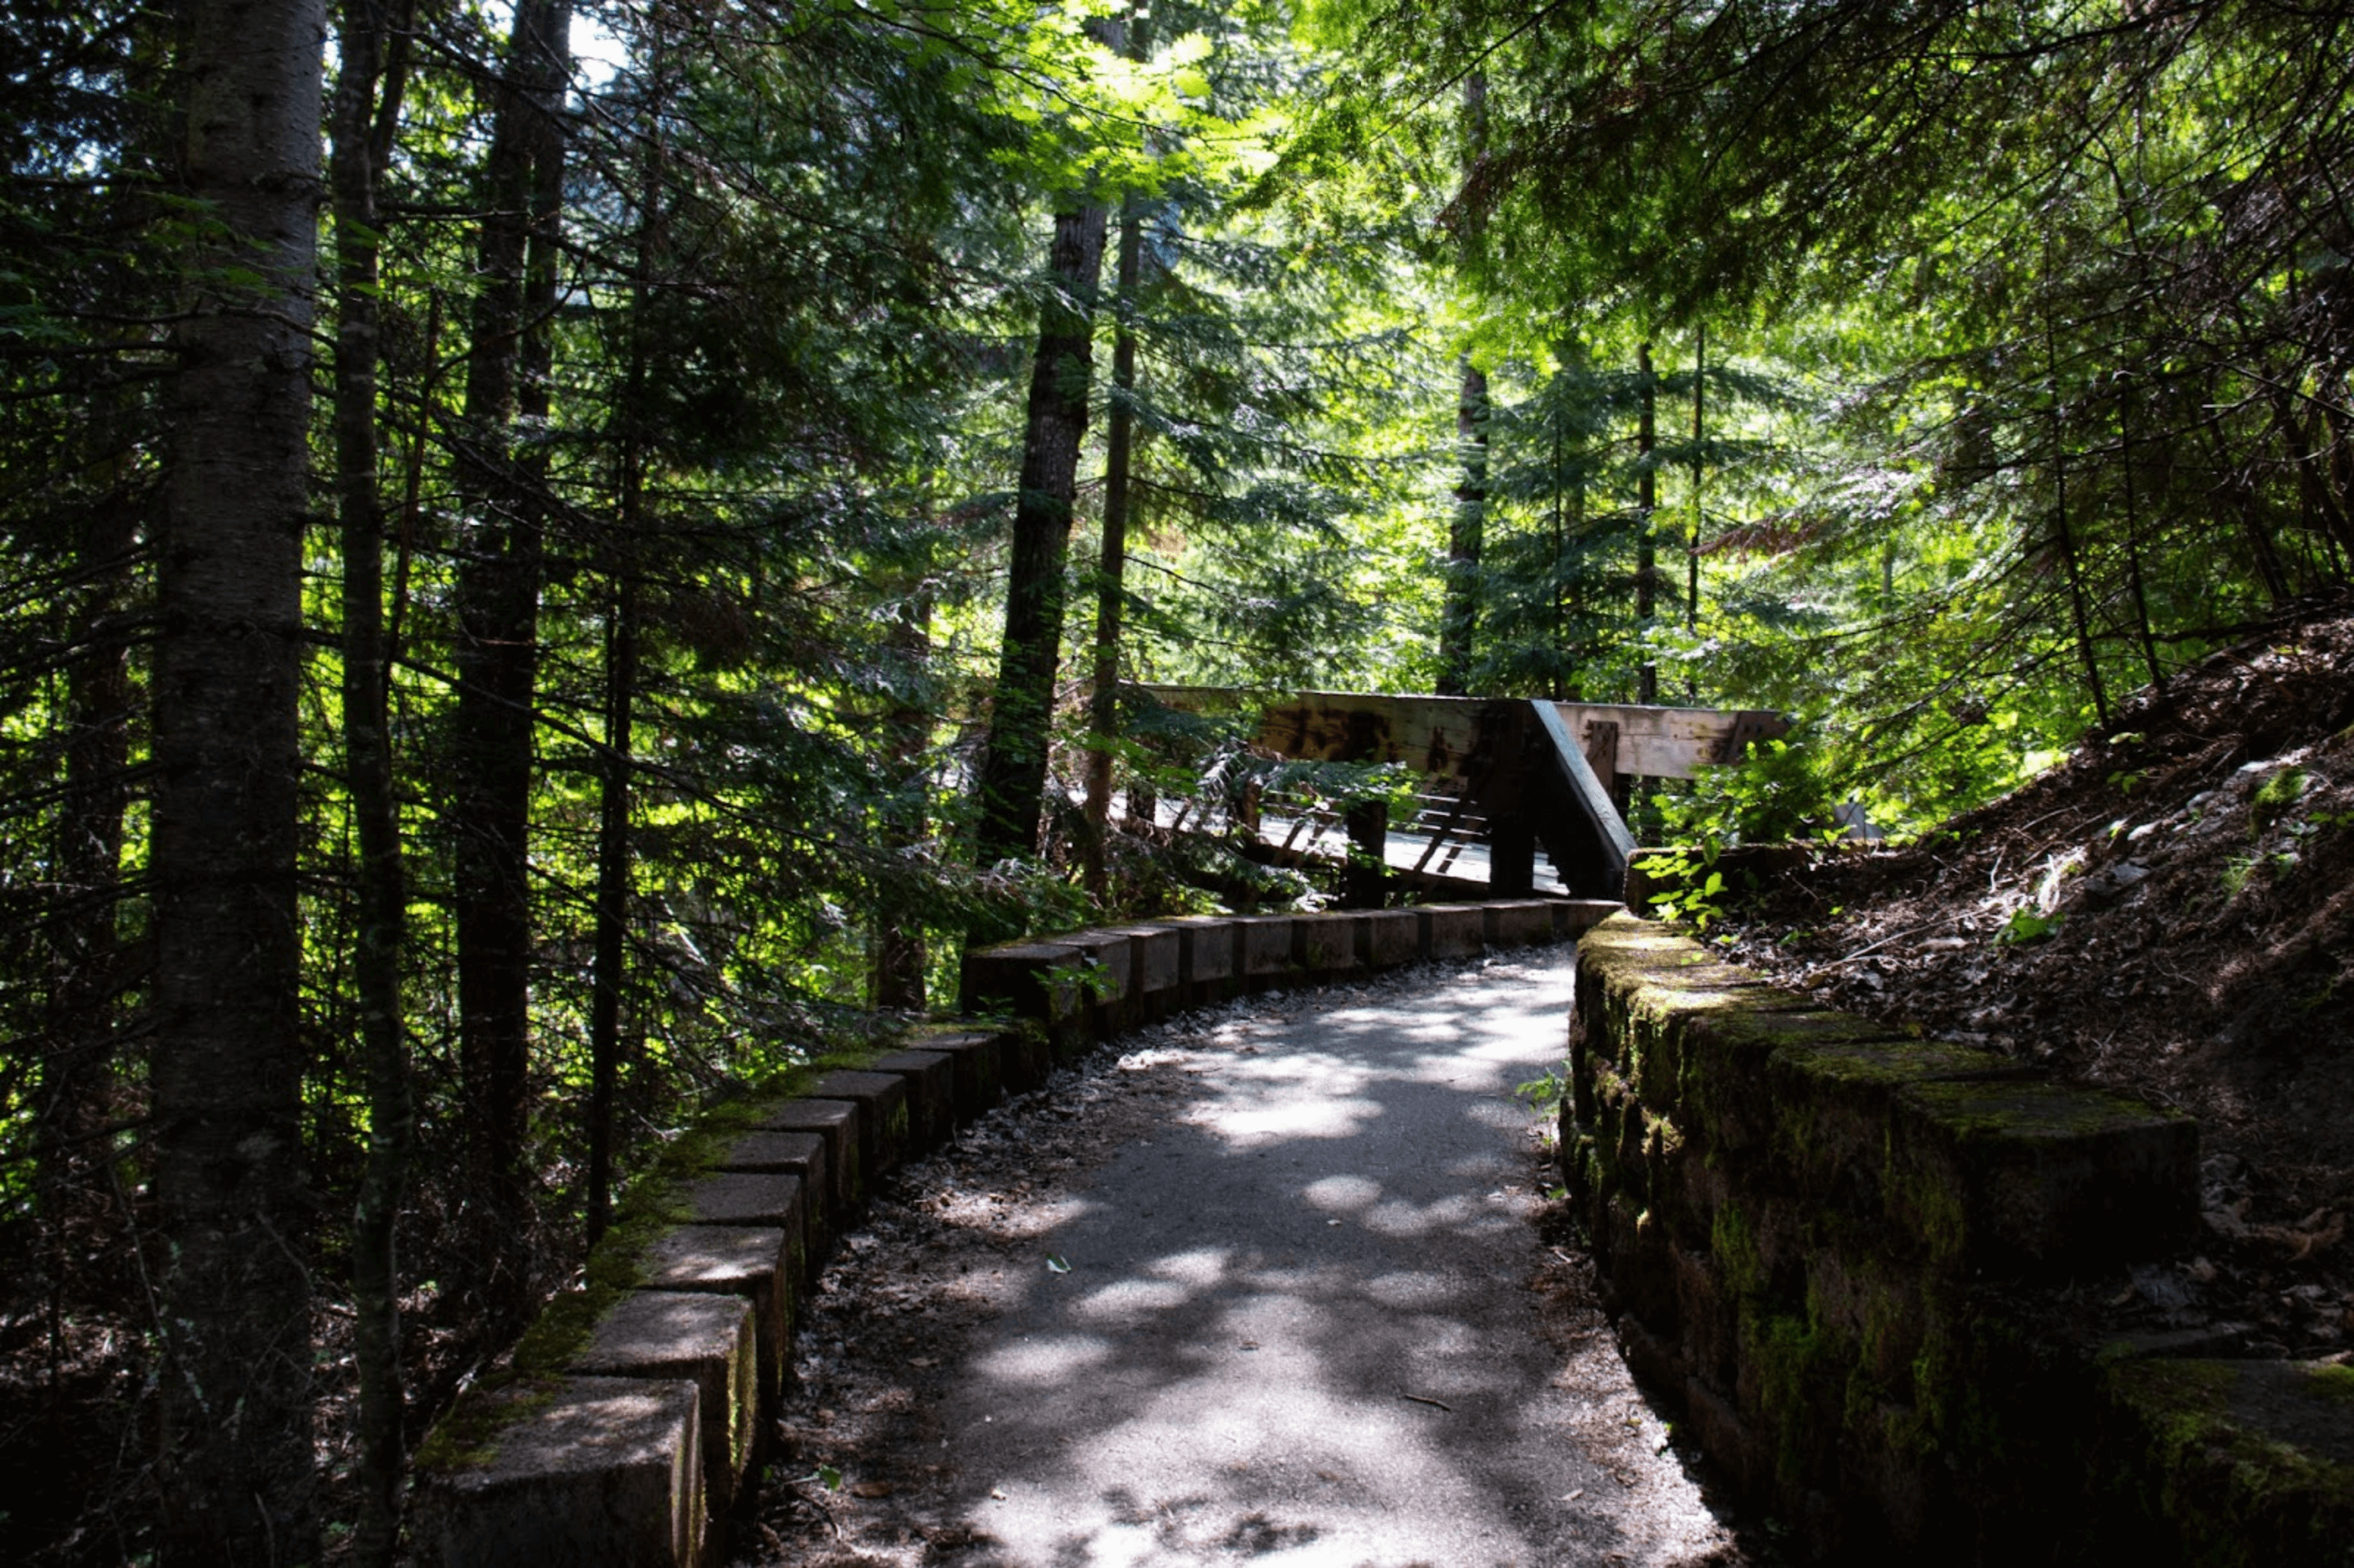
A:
[1136,685,1785,783]
[1546,701,1786,779]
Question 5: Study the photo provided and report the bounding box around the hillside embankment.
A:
[1728,596,2354,1358]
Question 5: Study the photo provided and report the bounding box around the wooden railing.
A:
[1126,687,1779,902]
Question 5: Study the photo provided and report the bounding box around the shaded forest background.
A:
[4,0,2352,1559]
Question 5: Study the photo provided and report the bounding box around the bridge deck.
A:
[1128,797,1571,897]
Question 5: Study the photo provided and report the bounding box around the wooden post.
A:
[1344,799,1387,908]
[1581,719,1619,797]
[1488,815,1536,897]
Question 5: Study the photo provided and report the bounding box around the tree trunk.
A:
[588,20,673,1248]
[1688,325,1704,635]
[41,10,176,1399]
[586,574,636,1246]
[2116,385,2164,688]
[451,0,570,1332]
[330,0,416,1558]
[2045,321,2109,729]
[151,0,322,1557]
[42,385,139,1275]
[1549,364,1566,700]
[1082,196,1145,899]
[1438,356,1488,696]
[872,591,931,1011]
[1437,71,1488,699]
[1637,341,1657,705]
[972,199,1109,866]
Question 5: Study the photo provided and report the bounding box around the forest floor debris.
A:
[1725,594,2354,1359]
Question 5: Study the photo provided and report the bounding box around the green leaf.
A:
[1996,908,2062,945]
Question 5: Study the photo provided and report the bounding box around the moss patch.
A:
[2308,1364,2354,1408]
[498,1039,897,1380]
[413,1373,566,1473]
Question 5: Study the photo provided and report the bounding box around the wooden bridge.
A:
[1124,687,1788,903]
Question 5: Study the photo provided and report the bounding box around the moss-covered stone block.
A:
[1617,966,1808,1115]
[412,1375,703,1568]
[1672,1239,1737,1389]
[1890,1076,2198,1271]
[1293,911,1365,977]
[1058,929,1134,1038]
[1163,915,1240,1005]
[1234,914,1296,986]
[808,1069,910,1179]
[1604,1189,1679,1330]
[636,1225,794,1411]
[1733,1300,1850,1495]
[745,1098,861,1216]
[1098,922,1181,1020]
[1800,1243,1930,1393]
[1418,902,1484,961]
[1671,1005,1903,1155]
[1483,898,1555,949]
[716,1131,827,1269]
[568,1291,757,1514]
[867,1049,953,1152]
[959,940,1086,1055]
[1362,908,1421,970]
[2098,1358,2354,1567]
[1588,1058,1646,1204]
[907,1026,1006,1119]
[1759,1037,2008,1235]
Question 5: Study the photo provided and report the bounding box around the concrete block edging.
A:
[416,897,1623,1564]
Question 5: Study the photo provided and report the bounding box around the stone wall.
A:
[1565,912,2354,1564]
[412,897,1617,1565]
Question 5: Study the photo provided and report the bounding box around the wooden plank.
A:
[1138,685,1489,783]
[1532,701,1638,878]
[1137,686,1786,783]
[1545,702,1785,779]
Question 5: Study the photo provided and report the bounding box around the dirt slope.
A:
[1727,595,2354,1357]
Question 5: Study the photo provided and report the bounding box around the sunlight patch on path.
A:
[923,953,1738,1567]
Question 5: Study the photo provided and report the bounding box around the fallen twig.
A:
[1819,923,1938,969]
[1399,1392,1454,1412]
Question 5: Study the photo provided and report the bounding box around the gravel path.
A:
[747,951,1745,1567]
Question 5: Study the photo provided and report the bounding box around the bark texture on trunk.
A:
[973,200,1109,866]
[586,575,636,1244]
[450,0,570,1331]
[1437,71,1489,699]
[43,392,138,1234]
[151,0,323,1557]
[1437,356,1489,696]
[872,591,931,1011]
[1636,341,1657,706]
[588,38,669,1247]
[330,1,416,1558]
[1081,199,1144,898]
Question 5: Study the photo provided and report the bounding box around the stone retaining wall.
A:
[1565,911,2354,1564]
[413,897,1618,1565]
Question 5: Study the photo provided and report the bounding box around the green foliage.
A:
[1513,1066,1566,1122]
[1997,908,2064,947]
[1643,844,1729,930]
[1653,735,1842,847]
[2252,766,2310,832]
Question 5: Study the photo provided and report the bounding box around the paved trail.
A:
[759,951,1740,1567]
